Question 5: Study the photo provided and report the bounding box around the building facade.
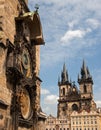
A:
[45,61,101,130]
[45,115,69,130]
[0,0,46,130]
[71,109,101,130]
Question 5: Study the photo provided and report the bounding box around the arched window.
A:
[63,88,65,95]
[72,104,78,111]
[84,84,87,93]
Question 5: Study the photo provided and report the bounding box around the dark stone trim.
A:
[0,100,8,109]
[0,42,6,49]
[18,0,29,12]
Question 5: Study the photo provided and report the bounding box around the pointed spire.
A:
[78,60,93,84]
[87,66,91,77]
[58,76,60,84]
[61,63,68,83]
[63,63,67,74]
[81,60,88,79]
[82,60,86,70]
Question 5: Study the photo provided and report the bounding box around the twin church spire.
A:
[58,60,93,85]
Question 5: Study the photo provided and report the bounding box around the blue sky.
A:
[29,0,101,116]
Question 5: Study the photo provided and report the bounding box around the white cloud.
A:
[96,101,101,108]
[41,88,50,95]
[42,104,57,116]
[86,18,100,29]
[68,20,79,29]
[44,95,58,104]
[61,29,91,43]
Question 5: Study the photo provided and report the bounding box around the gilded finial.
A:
[35,4,39,12]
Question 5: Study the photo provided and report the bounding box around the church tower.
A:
[57,63,71,118]
[57,61,95,119]
[57,64,81,118]
[78,60,94,111]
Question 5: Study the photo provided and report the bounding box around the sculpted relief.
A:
[18,88,31,120]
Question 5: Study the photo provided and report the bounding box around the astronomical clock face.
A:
[21,47,31,78]
[19,88,31,119]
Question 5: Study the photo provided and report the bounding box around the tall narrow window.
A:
[84,84,87,93]
[63,88,65,95]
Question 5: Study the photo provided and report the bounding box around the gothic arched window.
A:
[72,104,78,111]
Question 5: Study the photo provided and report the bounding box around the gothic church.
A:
[58,61,96,118]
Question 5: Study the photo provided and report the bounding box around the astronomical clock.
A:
[6,8,44,129]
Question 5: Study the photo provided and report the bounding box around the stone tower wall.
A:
[0,0,21,104]
[0,0,21,44]
[79,83,93,98]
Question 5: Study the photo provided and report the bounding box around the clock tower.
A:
[0,0,46,130]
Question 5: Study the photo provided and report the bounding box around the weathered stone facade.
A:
[0,0,46,129]
[57,61,94,119]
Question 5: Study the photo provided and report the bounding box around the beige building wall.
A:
[71,110,101,130]
[45,115,69,130]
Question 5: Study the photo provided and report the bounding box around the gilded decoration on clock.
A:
[18,88,31,119]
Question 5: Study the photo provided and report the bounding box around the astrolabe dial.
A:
[21,47,31,78]
[19,88,31,119]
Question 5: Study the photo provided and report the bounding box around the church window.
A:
[72,104,78,111]
[84,85,87,93]
[63,88,65,95]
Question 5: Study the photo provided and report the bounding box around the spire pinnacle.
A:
[78,60,93,84]
[61,63,68,84]
[81,60,88,79]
